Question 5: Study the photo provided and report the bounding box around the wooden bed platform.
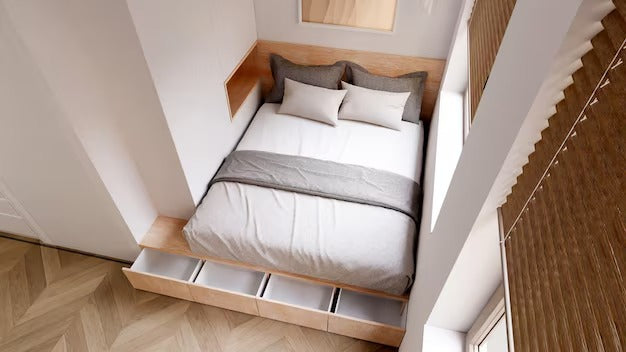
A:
[122,41,437,348]
[123,216,410,347]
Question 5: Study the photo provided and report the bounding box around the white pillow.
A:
[278,78,347,126]
[338,81,410,130]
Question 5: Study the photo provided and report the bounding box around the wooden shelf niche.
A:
[225,44,260,119]
[224,40,445,122]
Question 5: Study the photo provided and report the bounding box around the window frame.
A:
[466,284,507,352]
[463,87,471,142]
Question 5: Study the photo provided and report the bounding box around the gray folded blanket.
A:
[212,150,421,223]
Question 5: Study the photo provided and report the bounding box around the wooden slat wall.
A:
[501,5,626,352]
[468,0,517,120]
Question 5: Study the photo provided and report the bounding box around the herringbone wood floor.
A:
[0,237,396,352]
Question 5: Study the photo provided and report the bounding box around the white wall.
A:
[430,91,464,230]
[127,0,259,204]
[0,2,139,260]
[428,210,501,331]
[480,0,614,216]
[0,180,40,240]
[422,325,465,352]
[400,0,583,350]
[0,0,259,260]
[2,0,198,239]
[253,0,462,59]
[0,0,244,260]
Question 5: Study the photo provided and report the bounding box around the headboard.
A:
[225,40,446,122]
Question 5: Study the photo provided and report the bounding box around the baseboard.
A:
[0,231,41,244]
[0,231,132,265]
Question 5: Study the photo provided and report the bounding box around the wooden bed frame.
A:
[123,216,408,346]
[124,43,445,347]
[139,217,408,300]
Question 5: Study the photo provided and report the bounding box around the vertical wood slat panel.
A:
[502,17,625,351]
[534,187,574,352]
[468,0,517,120]
[583,69,626,350]
[580,81,624,352]
[518,215,541,352]
[526,201,558,352]
[511,220,531,352]
[557,118,608,352]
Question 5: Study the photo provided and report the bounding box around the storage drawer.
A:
[122,248,202,301]
[189,261,267,315]
[257,275,335,330]
[328,289,406,347]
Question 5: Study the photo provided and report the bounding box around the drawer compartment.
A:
[328,289,406,347]
[257,275,335,330]
[189,261,267,315]
[122,248,202,301]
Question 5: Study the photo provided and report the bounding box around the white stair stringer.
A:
[480,0,616,214]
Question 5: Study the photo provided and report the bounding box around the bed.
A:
[184,103,424,295]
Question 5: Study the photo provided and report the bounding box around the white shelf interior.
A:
[194,261,265,296]
[262,275,334,311]
[131,248,201,281]
[335,289,406,327]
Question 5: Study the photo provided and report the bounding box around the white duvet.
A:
[184,104,424,294]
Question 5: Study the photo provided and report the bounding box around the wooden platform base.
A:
[123,216,409,347]
[140,216,408,301]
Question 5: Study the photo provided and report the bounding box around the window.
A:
[429,19,468,231]
[463,87,471,141]
[466,284,509,352]
[430,91,465,231]
[478,315,508,352]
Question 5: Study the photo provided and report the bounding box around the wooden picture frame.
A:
[297,0,399,33]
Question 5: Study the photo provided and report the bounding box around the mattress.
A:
[184,103,424,294]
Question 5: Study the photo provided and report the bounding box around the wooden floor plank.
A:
[0,237,396,351]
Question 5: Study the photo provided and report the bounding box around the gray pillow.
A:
[345,62,427,123]
[266,54,346,103]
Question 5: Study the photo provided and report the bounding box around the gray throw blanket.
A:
[212,150,421,223]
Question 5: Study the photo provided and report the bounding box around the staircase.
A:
[501,0,625,229]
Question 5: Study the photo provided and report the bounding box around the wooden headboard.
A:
[225,40,446,122]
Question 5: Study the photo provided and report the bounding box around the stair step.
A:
[591,30,620,67]
[525,143,546,184]
[572,68,595,107]
[564,85,584,125]
[613,0,626,21]
[601,10,626,49]
[552,101,573,152]
[505,2,624,217]
[581,47,605,83]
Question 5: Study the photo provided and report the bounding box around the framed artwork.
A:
[299,0,398,32]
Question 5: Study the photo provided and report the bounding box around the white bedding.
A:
[237,104,423,181]
[184,103,424,294]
